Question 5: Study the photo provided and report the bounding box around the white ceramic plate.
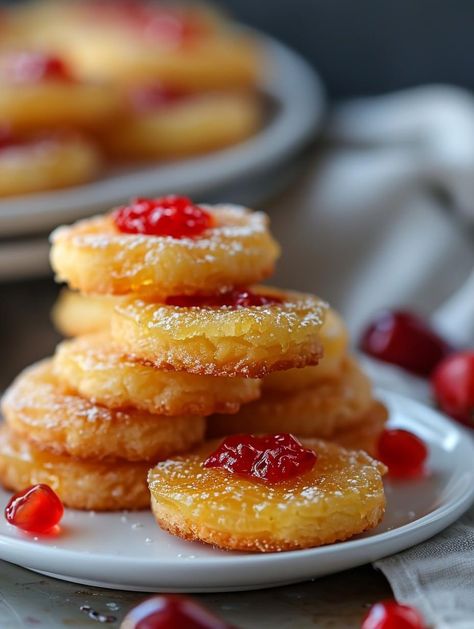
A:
[0,390,472,593]
[0,33,324,238]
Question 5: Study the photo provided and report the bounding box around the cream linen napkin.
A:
[269,85,474,628]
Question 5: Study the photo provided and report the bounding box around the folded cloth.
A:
[269,85,474,629]
[270,85,474,345]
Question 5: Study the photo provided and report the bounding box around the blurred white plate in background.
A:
[0,391,472,592]
[0,32,324,240]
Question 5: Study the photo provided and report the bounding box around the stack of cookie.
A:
[0,195,386,519]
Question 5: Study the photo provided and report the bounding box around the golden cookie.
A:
[149,438,387,552]
[111,287,327,377]
[102,90,262,160]
[50,204,280,297]
[263,309,349,391]
[54,333,261,416]
[51,289,119,337]
[0,135,102,197]
[0,426,149,511]
[0,51,122,132]
[207,356,373,437]
[2,360,205,462]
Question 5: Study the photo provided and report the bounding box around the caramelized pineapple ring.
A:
[54,333,261,416]
[50,205,280,297]
[208,357,374,437]
[51,289,120,337]
[0,136,102,197]
[111,287,327,377]
[149,438,387,552]
[263,309,349,391]
[2,360,205,462]
[0,426,149,511]
[102,91,262,160]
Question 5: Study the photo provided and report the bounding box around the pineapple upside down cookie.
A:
[0,133,102,197]
[0,51,122,133]
[0,426,150,511]
[207,357,377,439]
[50,198,280,298]
[1,360,205,462]
[148,435,387,552]
[51,289,121,337]
[111,286,328,377]
[101,87,262,160]
[54,333,261,416]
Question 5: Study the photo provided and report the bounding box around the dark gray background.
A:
[221,0,472,99]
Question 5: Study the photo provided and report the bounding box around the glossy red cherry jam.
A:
[362,599,426,629]
[129,84,188,113]
[2,52,74,83]
[166,289,283,309]
[432,351,474,428]
[360,310,451,377]
[113,196,214,238]
[377,429,428,478]
[203,434,317,484]
[121,594,232,629]
[5,484,64,533]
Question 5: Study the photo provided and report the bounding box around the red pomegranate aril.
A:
[432,351,474,427]
[5,484,64,533]
[362,599,427,629]
[129,84,189,113]
[113,195,214,238]
[377,429,428,478]
[166,289,283,309]
[360,310,451,377]
[203,434,317,484]
[121,594,232,629]
[2,52,74,83]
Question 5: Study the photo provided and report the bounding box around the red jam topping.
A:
[362,599,427,629]
[166,289,283,309]
[113,196,214,238]
[360,310,451,377]
[2,52,75,84]
[5,484,64,533]
[377,429,428,478]
[129,84,189,113]
[203,434,317,484]
[121,594,232,629]
[432,351,474,427]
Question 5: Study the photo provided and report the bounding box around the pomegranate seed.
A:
[360,310,451,377]
[5,484,64,533]
[362,599,427,629]
[113,195,214,238]
[432,351,474,428]
[165,290,283,309]
[377,429,428,478]
[120,594,232,629]
[203,434,317,484]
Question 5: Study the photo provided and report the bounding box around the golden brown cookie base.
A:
[0,426,150,511]
[2,360,205,462]
[149,438,386,552]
